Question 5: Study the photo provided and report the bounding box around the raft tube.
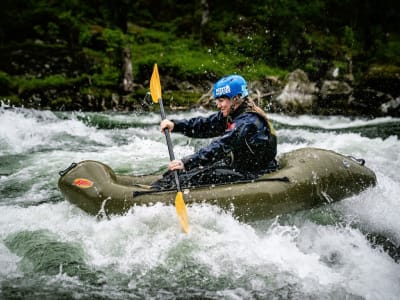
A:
[58,147,376,221]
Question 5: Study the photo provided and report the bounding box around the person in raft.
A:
[151,74,278,190]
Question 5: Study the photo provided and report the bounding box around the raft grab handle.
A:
[347,156,366,166]
[59,162,77,177]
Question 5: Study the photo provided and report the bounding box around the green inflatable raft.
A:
[58,147,377,221]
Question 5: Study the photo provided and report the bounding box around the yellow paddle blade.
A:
[150,64,161,103]
[175,191,189,233]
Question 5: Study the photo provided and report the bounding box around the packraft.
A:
[58,147,376,221]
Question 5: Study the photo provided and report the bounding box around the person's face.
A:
[215,97,231,117]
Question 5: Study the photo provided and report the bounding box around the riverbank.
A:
[1,42,399,117]
[1,1,399,117]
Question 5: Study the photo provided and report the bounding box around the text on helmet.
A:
[215,85,231,97]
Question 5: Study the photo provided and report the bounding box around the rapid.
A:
[1,104,399,299]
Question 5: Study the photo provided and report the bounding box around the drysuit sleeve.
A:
[172,112,226,138]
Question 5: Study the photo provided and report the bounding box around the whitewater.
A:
[0,105,399,299]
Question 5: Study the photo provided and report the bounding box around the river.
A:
[1,104,400,299]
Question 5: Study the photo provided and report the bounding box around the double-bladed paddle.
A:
[150,64,189,233]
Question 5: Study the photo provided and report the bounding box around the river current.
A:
[1,105,399,299]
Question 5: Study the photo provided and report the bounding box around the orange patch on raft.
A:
[73,178,93,188]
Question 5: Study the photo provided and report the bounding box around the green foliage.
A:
[0,71,11,93]
[82,47,120,87]
[366,64,400,79]
[374,35,400,65]
[51,95,73,108]
[15,75,85,93]
[78,24,93,46]
[163,90,203,108]
[91,66,120,87]
[0,0,398,110]
[129,24,176,44]
[130,26,288,83]
[102,28,125,52]
[80,86,112,98]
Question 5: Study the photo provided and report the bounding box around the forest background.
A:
[0,0,399,116]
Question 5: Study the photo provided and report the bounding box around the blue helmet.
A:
[212,75,248,99]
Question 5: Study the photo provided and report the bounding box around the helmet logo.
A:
[73,178,93,188]
[215,85,231,97]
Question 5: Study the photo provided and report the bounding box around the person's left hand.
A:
[169,159,184,171]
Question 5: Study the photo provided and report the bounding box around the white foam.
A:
[1,107,400,298]
[270,113,400,129]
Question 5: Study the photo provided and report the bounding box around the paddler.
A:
[151,74,278,190]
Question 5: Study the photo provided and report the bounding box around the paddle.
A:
[150,64,189,233]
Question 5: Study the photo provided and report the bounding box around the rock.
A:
[197,83,214,108]
[361,64,400,97]
[380,97,400,117]
[320,80,353,97]
[351,87,394,116]
[317,80,353,111]
[248,76,281,106]
[275,69,318,114]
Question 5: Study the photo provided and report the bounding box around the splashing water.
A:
[1,105,400,299]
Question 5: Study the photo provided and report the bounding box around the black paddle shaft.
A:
[158,99,182,192]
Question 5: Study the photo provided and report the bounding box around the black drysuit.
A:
[152,103,278,190]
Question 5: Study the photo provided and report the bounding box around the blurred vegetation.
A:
[0,0,398,110]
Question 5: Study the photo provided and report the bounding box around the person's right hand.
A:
[160,119,174,133]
